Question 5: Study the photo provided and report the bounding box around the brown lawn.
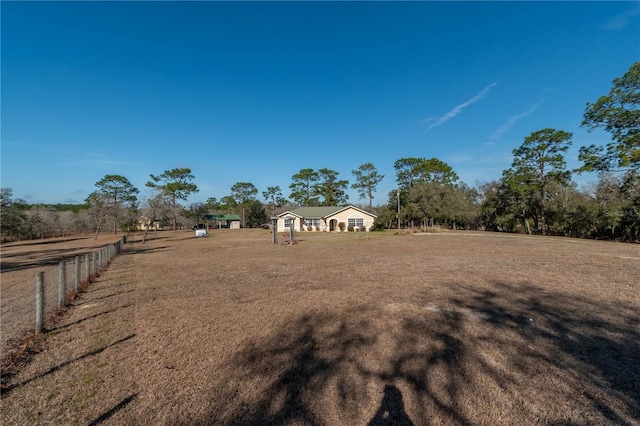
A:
[1,229,639,425]
[0,234,126,351]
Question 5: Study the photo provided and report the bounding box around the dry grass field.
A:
[1,229,639,425]
[0,234,126,351]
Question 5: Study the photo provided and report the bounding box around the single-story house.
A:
[137,217,163,231]
[276,206,377,232]
[204,214,241,229]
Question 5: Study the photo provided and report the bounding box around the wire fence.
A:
[1,237,126,357]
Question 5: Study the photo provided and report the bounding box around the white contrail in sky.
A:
[488,101,542,142]
[601,5,640,30]
[426,81,499,129]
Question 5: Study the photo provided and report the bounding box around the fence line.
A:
[1,237,127,354]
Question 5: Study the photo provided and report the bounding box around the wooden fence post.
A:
[85,253,90,282]
[36,272,44,334]
[75,256,80,293]
[58,261,66,309]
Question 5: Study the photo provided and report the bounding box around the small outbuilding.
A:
[276,206,376,232]
[204,214,242,229]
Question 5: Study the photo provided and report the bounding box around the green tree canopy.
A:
[394,157,458,189]
[230,182,258,204]
[417,158,459,185]
[187,202,208,225]
[219,195,237,214]
[89,174,139,234]
[230,182,259,228]
[262,186,286,217]
[509,128,573,235]
[289,168,320,206]
[262,186,286,206]
[580,61,640,172]
[147,168,198,203]
[243,199,268,228]
[313,168,349,206]
[205,197,220,211]
[352,162,384,210]
[394,157,426,189]
[1,188,28,241]
[146,167,198,231]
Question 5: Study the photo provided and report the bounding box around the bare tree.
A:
[140,194,173,243]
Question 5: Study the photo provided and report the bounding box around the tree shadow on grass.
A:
[121,245,170,256]
[446,281,640,424]
[190,283,639,425]
[1,239,138,271]
[1,334,135,394]
[87,393,138,426]
[48,303,134,332]
[1,247,98,271]
[1,237,86,248]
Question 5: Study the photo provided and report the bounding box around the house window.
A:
[348,217,364,228]
[284,218,293,228]
[304,219,320,227]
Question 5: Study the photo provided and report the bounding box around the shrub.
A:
[347,225,354,232]
[426,225,442,233]
[338,222,346,232]
[369,222,384,232]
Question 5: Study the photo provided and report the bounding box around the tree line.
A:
[375,62,639,240]
[0,162,384,240]
[1,62,638,241]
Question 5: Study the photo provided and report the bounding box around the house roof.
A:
[278,205,376,219]
[204,214,241,221]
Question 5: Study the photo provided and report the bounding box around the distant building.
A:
[203,214,241,229]
[137,217,163,231]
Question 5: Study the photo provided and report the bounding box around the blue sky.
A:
[2,1,639,206]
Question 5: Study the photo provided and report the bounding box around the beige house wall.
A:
[137,217,162,231]
[328,207,376,232]
[276,207,375,232]
[276,216,300,233]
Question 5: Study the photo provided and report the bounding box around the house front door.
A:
[329,219,337,232]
